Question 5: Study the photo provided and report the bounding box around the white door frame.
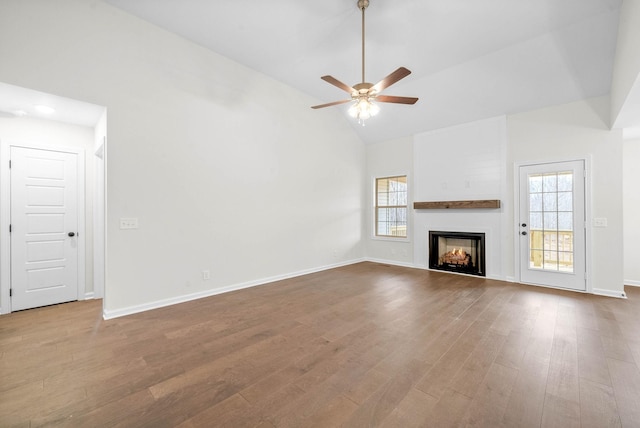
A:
[0,140,86,314]
[513,156,592,293]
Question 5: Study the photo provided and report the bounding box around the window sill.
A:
[371,235,411,243]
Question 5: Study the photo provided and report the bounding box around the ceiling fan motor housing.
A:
[353,82,375,99]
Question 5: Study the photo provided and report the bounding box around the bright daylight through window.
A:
[375,175,407,238]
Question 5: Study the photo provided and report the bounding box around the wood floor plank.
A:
[305,394,359,428]
[460,362,519,427]
[449,329,507,398]
[379,387,438,428]
[544,323,579,404]
[424,388,472,428]
[579,378,622,428]
[606,357,640,427]
[415,319,494,399]
[600,335,636,363]
[341,358,432,428]
[176,393,259,428]
[541,394,581,428]
[502,299,558,427]
[577,326,613,387]
[1,262,639,426]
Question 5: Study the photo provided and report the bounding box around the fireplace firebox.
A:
[429,231,485,277]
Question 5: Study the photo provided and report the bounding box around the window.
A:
[375,175,408,238]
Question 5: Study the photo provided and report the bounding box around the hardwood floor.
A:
[2,262,640,427]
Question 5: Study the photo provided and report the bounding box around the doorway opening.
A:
[0,82,106,314]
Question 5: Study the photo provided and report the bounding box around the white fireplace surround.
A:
[414,221,501,279]
[413,116,509,281]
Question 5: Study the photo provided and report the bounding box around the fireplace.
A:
[429,231,486,276]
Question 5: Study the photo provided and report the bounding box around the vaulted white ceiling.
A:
[105,0,622,144]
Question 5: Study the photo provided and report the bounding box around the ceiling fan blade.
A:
[311,99,352,109]
[321,75,356,94]
[372,67,412,93]
[376,95,419,105]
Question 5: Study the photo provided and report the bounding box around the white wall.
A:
[365,136,414,265]
[0,0,365,317]
[412,116,509,280]
[0,117,95,302]
[611,0,640,126]
[365,99,625,298]
[508,97,624,297]
[624,138,640,286]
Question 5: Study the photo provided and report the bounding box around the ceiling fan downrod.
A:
[358,0,369,84]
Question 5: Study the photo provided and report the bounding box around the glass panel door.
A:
[519,160,586,291]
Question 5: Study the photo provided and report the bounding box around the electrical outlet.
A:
[202,270,211,280]
[120,218,138,229]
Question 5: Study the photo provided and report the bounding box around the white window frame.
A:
[373,174,409,241]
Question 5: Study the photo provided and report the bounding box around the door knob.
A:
[68,232,75,237]
[521,231,527,236]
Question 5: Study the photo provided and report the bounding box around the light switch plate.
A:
[120,217,139,229]
[592,218,608,228]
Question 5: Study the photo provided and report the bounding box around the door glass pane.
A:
[528,171,574,272]
[530,193,542,211]
[543,175,557,192]
[529,176,542,193]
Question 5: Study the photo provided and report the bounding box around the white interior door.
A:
[10,146,80,311]
[518,160,586,291]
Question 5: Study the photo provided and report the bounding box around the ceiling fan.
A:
[311,0,418,125]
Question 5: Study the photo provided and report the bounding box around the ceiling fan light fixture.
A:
[311,0,418,119]
[349,97,379,125]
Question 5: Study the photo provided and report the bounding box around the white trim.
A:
[103,258,366,320]
[0,139,9,315]
[76,147,86,301]
[584,155,593,294]
[370,236,411,243]
[84,291,95,300]
[93,131,106,300]
[0,141,86,314]
[624,280,640,287]
[371,173,411,241]
[593,288,627,299]
[365,257,416,269]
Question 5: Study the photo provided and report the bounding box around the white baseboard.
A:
[83,292,95,300]
[505,276,516,283]
[364,258,417,269]
[593,288,627,299]
[624,280,640,287]
[103,258,366,320]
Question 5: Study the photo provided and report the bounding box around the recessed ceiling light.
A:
[35,105,55,114]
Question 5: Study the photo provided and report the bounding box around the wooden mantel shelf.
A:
[413,199,501,210]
